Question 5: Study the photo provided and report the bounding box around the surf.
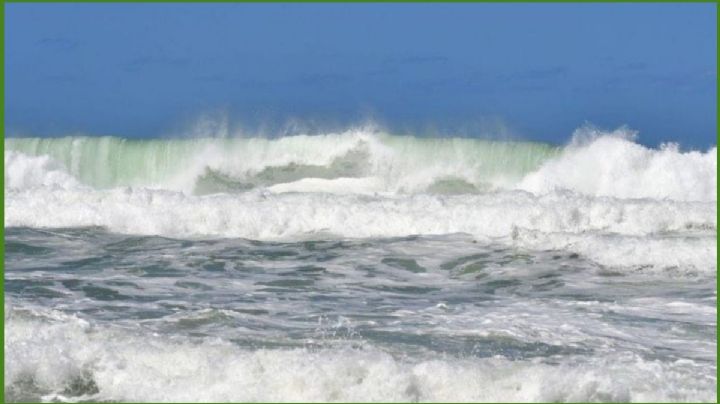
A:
[5,126,716,201]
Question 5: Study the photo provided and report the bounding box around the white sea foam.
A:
[4,151,83,191]
[518,127,717,202]
[5,127,717,272]
[5,307,716,403]
[5,187,716,272]
[6,127,715,200]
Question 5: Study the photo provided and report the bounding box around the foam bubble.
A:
[5,128,716,200]
[4,151,82,191]
[518,128,717,202]
[5,187,715,272]
[5,308,715,403]
[5,127,716,273]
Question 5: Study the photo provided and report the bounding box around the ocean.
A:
[4,126,717,402]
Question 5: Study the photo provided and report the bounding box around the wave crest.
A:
[518,126,716,202]
[5,127,716,201]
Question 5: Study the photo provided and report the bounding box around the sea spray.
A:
[5,126,717,402]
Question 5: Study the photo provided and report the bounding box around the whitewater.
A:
[4,126,717,402]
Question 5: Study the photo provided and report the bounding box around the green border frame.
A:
[1,1,717,403]
[1,1,718,3]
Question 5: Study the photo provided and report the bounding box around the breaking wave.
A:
[5,126,716,272]
[6,126,716,201]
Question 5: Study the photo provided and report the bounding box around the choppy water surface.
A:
[4,128,717,402]
[5,227,716,402]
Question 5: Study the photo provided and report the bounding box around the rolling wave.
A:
[5,127,715,201]
[5,126,716,272]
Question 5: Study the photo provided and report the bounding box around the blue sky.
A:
[5,3,717,147]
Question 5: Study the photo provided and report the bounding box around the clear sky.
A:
[5,3,717,148]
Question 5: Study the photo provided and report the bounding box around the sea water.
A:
[4,126,717,402]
